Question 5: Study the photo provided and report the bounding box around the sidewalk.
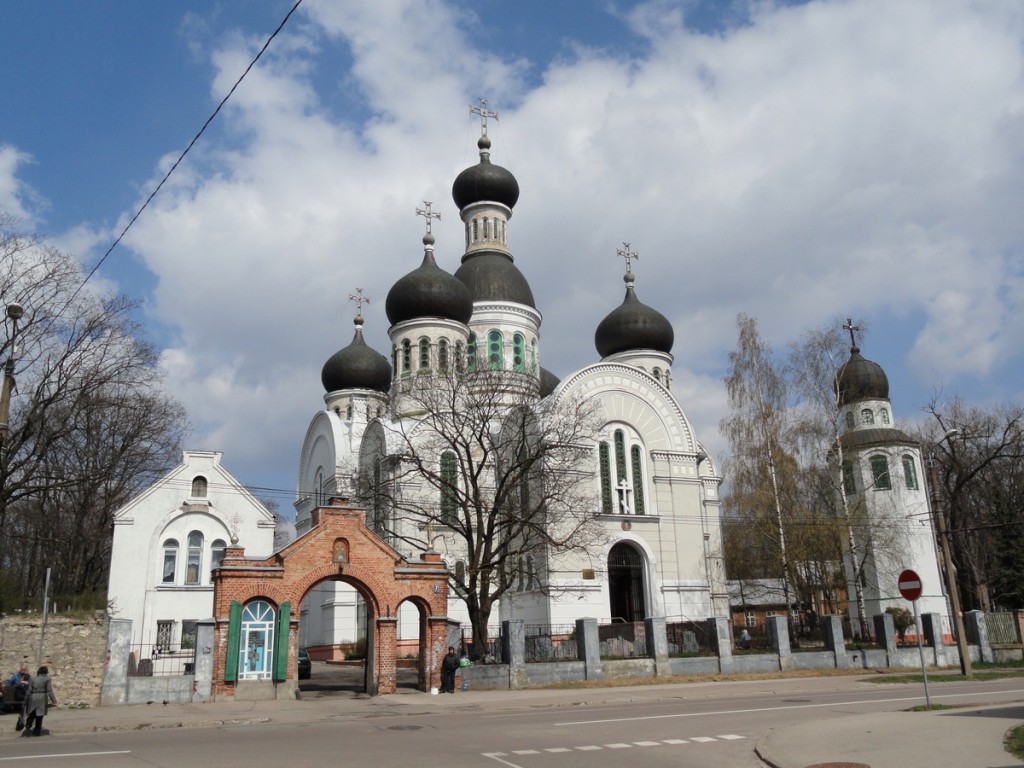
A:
[2,684,1022,768]
[755,703,1024,768]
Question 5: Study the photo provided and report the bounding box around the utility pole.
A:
[927,429,973,679]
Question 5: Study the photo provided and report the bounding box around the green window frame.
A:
[630,445,646,514]
[467,334,477,372]
[599,442,613,515]
[902,455,918,490]
[870,455,891,490]
[419,338,430,371]
[488,330,503,370]
[438,338,449,371]
[513,333,525,372]
[401,340,411,376]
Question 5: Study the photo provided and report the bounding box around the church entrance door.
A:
[607,542,646,623]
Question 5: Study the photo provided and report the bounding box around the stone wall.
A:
[0,613,108,707]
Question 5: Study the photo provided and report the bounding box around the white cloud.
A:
[98,0,1024,488]
[0,145,36,224]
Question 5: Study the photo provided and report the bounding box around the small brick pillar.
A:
[376,617,398,695]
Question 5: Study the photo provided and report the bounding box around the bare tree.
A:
[359,367,603,657]
[721,314,797,619]
[0,213,187,607]
[923,396,1024,611]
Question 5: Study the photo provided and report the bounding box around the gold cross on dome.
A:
[617,242,639,274]
[843,318,860,348]
[349,288,370,315]
[470,98,499,136]
[416,201,441,234]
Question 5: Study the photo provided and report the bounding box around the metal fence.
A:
[460,625,504,664]
[666,619,715,656]
[524,624,580,662]
[987,612,1020,646]
[598,620,647,658]
[127,645,196,677]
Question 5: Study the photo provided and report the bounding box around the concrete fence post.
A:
[100,619,131,706]
[965,610,992,664]
[576,617,602,680]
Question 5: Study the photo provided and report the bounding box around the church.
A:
[293,107,728,656]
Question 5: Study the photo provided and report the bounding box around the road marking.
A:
[544,748,572,753]
[484,735,742,762]
[689,736,717,742]
[483,753,523,768]
[718,734,745,740]
[633,740,661,746]
[575,745,601,751]
[554,689,1024,726]
[663,738,689,744]
[604,743,632,748]
[0,751,132,762]
[511,750,539,755]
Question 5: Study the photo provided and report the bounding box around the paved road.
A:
[1,671,1022,766]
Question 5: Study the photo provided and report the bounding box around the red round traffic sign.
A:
[898,569,922,601]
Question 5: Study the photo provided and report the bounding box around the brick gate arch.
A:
[211,500,449,699]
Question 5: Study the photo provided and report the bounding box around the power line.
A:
[73,0,306,301]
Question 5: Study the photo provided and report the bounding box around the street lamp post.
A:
[0,302,25,456]
[926,429,973,679]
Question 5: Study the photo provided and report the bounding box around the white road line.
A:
[544,748,572,753]
[718,734,745,740]
[603,743,632,748]
[633,740,661,746]
[663,739,688,744]
[511,750,540,755]
[0,751,132,762]
[575,746,601,751]
[689,736,717,743]
[554,689,1024,727]
[483,753,523,768]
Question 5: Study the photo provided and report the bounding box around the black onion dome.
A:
[454,252,536,308]
[835,344,889,406]
[595,283,674,357]
[452,135,520,210]
[321,321,392,394]
[385,236,474,325]
[539,367,561,398]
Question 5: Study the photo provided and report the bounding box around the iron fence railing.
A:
[598,620,647,658]
[666,619,715,656]
[127,645,197,677]
[460,626,504,664]
[524,624,579,662]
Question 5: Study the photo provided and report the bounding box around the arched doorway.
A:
[608,542,647,622]
[298,577,377,696]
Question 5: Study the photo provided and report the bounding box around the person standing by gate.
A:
[440,647,459,694]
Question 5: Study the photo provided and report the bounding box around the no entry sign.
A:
[898,569,923,602]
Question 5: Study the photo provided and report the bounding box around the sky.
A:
[3,0,1024,511]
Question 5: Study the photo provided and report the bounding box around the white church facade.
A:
[294,112,729,656]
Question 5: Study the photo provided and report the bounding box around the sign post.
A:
[899,568,930,709]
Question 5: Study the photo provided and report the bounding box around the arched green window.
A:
[614,430,628,485]
[438,338,449,371]
[455,341,464,372]
[401,339,411,376]
[902,455,918,490]
[488,330,503,370]
[630,445,646,514]
[531,339,538,373]
[440,451,458,524]
[842,461,856,495]
[599,442,613,515]
[652,367,661,381]
[472,219,478,242]
[870,455,891,490]
[392,345,398,378]
[513,333,526,372]
[467,333,477,372]
[419,338,430,371]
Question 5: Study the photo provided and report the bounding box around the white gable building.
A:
[107,450,277,658]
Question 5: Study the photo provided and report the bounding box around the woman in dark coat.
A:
[23,666,56,737]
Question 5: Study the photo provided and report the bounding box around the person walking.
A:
[440,646,459,694]
[23,666,56,737]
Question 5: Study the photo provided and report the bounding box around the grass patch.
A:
[1005,724,1024,760]
[861,669,1024,684]
[908,703,958,712]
